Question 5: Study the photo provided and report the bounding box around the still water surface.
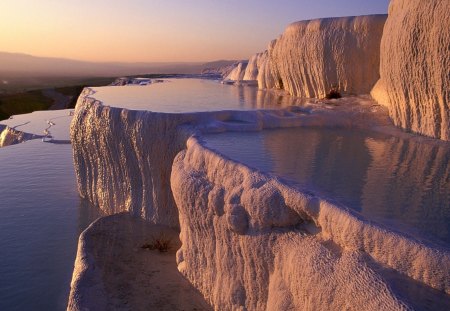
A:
[204,127,450,245]
[0,141,100,311]
[92,78,304,112]
[1,80,448,310]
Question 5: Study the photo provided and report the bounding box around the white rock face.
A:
[257,45,279,90]
[67,220,108,311]
[263,15,386,98]
[371,0,450,141]
[71,88,449,310]
[224,62,248,81]
[69,88,413,229]
[71,89,194,227]
[68,213,211,311]
[171,137,449,310]
[242,53,263,81]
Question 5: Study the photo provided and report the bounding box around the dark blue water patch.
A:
[0,141,102,311]
[203,127,450,246]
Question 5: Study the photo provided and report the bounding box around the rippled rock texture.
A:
[171,138,450,310]
[71,86,449,310]
[70,90,192,227]
[224,61,248,81]
[264,15,386,98]
[371,0,450,141]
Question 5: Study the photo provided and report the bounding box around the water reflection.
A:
[362,136,449,244]
[92,79,307,113]
[0,141,102,311]
[203,128,450,245]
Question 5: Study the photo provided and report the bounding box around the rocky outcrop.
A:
[71,85,450,310]
[200,60,240,78]
[242,53,263,81]
[0,124,38,147]
[224,61,248,81]
[68,213,211,311]
[171,137,449,310]
[260,15,386,98]
[371,0,450,141]
[70,89,192,227]
[257,44,279,90]
[71,89,384,227]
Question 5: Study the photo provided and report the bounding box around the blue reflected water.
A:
[203,127,450,246]
[0,141,101,311]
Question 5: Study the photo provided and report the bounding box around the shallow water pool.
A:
[203,127,450,245]
[91,78,305,112]
[0,141,101,311]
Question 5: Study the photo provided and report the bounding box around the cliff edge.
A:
[371,0,450,141]
[266,15,387,98]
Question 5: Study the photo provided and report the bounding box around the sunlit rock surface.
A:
[70,89,189,227]
[0,124,36,147]
[242,53,263,81]
[257,46,278,91]
[371,0,450,141]
[265,15,386,98]
[71,84,449,310]
[224,61,248,82]
[71,87,395,227]
[171,137,449,310]
[68,213,211,311]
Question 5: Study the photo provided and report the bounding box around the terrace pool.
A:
[203,127,450,245]
[91,78,304,112]
[0,127,101,310]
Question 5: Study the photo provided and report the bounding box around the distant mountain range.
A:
[0,52,238,78]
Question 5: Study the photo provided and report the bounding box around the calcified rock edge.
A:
[230,0,449,141]
[0,124,39,147]
[68,2,449,311]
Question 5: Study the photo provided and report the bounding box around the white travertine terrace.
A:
[68,213,212,311]
[371,0,450,141]
[172,137,448,310]
[68,5,450,309]
[257,45,278,90]
[0,109,73,147]
[224,61,248,81]
[70,89,393,227]
[69,86,449,310]
[259,15,387,98]
[242,53,263,81]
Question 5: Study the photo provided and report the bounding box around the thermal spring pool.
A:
[203,127,450,246]
[91,78,305,112]
[2,78,449,310]
[0,139,101,310]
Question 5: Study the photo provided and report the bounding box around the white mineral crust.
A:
[371,0,450,141]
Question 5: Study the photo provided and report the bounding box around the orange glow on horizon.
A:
[0,0,389,63]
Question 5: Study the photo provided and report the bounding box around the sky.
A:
[0,0,390,63]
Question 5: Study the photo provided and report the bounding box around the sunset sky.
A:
[1,0,390,63]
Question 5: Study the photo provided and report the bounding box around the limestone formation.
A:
[70,86,449,310]
[265,15,387,98]
[171,137,449,310]
[0,125,35,147]
[224,61,248,81]
[242,53,263,81]
[371,0,450,141]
